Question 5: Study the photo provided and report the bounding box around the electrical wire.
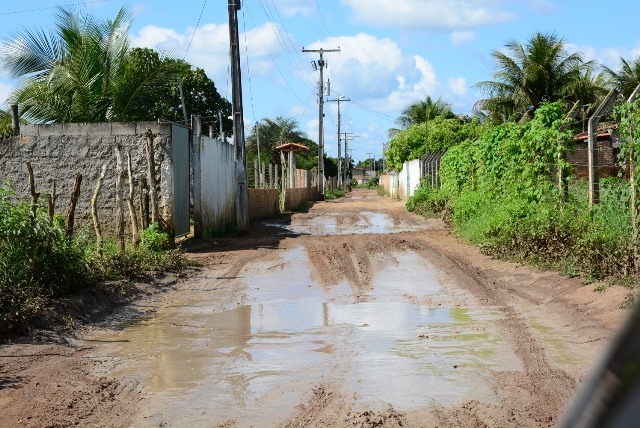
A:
[243,5,308,104]
[184,0,207,59]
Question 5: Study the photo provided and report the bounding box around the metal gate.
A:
[172,124,190,237]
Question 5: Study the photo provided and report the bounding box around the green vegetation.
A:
[0,185,187,335]
[409,102,636,283]
[325,188,346,200]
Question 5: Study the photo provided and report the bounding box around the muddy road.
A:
[0,188,629,427]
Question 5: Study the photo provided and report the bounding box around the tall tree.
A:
[474,32,592,123]
[604,56,640,98]
[0,6,186,122]
[122,48,232,132]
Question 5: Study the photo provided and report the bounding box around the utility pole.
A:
[328,96,350,188]
[303,47,340,196]
[366,152,373,179]
[343,132,358,185]
[229,0,249,231]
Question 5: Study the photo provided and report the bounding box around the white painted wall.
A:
[398,159,421,200]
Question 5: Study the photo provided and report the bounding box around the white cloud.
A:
[130,21,282,85]
[566,43,629,70]
[448,77,467,96]
[277,0,316,17]
[451,31,476,45]
[530,0,556,14]
[341,0,515,30]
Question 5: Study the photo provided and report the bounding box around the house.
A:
[351,168,376,184]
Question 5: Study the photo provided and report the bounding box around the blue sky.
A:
[0,0,639,163]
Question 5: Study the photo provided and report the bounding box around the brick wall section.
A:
[0,122,175,236]
[284,187,318,211]
[567,138,620,178]
[248,189,279,220]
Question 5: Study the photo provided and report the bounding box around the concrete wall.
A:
[198,136,236,237]
[0,122,175,236]
[398,159,421,200]
[284,187,318,211]
[380,173,399,199]
[248,189,279,220]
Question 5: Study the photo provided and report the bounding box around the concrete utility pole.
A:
[588,88,618,206]
[302,47,340,196]
[328,96,350,188]
[343,132,358,185]
[229,0,249,231]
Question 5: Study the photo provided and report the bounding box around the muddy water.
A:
[83,246,521,426]
[268,211,432,235]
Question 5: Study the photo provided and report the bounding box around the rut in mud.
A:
[0,188,628,427]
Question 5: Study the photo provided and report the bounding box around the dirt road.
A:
[0,188,629,427]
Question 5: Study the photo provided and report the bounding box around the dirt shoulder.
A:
[0,188,630,427]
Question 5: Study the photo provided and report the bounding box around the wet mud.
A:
[0,189,629,427]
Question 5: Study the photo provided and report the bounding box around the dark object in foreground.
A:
[560,299,640,427]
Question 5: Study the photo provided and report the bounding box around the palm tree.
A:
[396,96,454,129]
[246,117,308,165]
[603,56,640,98]
[474,32,591,122]
[0,6,186,122]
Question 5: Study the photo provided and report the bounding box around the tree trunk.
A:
[47,180,56,223]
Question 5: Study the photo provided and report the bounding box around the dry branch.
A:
[47,180,56,222]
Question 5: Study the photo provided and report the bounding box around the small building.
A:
[351,168,376,184]
[568,125,622,178]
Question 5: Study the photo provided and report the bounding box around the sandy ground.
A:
[0,188,630,427]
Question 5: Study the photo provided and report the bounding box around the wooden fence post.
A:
[25,162,39,271]
[91,163,108,251]
[114,144,125,252]
[145,129,159,224]
[65,174,82,238]
[126,152,140,246]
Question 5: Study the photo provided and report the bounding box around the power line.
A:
[351,100,396,122]
[243,5,308,104]
[184,0,207,59]
[315,0,332,38]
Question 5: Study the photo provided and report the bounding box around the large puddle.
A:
[267,211,432,235]
[82,249,520,426]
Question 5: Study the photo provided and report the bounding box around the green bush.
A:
[325,188,345,200]
[0,187,187,335]
[417,102,636,282]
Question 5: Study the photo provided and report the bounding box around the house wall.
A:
[380,173,399,198]
[284,187,318,211]
[567,139,620,178]
[398,159,421,200]
[0,122,175,236]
